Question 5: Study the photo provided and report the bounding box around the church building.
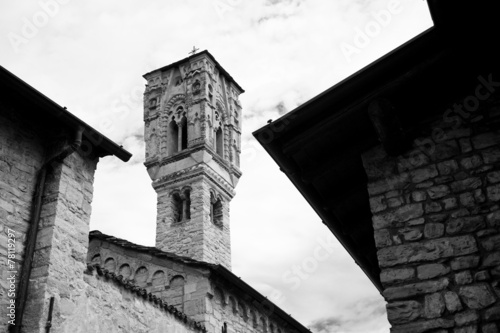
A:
[0,51,310,333]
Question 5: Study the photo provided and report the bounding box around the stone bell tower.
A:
[142,50,243,269]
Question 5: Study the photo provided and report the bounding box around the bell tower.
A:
[143,51,243,269]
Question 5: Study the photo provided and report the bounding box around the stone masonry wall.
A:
[88,237,211,323]
[87,237,300,333]
[22,150,99,331]
[155,175,232,269]
[208,281,298,333]
[53,268,198,333]
[362,94,500,332]
[0,102,45,332]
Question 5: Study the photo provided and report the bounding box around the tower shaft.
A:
[143,51,243,269]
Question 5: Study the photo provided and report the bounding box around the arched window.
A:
[210,192,223,227]
[168,119,179,155]
[180,116,188,150]
[192,80,201,94]
[172,189,190,222]
[183,189,191,220]
[149,98,157,109]
[234,110,239,125]
[172,192,183,222]
[215,127,223,156]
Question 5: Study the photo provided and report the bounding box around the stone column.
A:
[22,152,97,331]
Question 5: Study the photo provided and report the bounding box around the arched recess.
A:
[210,191,223,227]
[152,270,166,287]
[118,264,131,279]
[168,275,185,311]
[104,258,116,272]
[163,94,186,113]
[134,266,149,287]
[228,296,237,315]
[193,113,201,140]
[214,287,225,306]
[251,311,257,328]
[239,302,248,321]
[261,317,268,333]
[91,253,101,265]
[214,102,228,157]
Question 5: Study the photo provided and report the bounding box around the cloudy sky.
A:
[1,1,434,332]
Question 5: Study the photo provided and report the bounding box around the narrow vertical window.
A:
[172,193,183,222]
[180,116,188,150]
[216,127,223,156]
[211,192,223,227]
[183,189,191,220]
[168,119,179,155]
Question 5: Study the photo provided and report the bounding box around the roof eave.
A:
[0,66,132,162]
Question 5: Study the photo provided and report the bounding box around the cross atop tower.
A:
[188,46,199,56]
[142,51,244,269]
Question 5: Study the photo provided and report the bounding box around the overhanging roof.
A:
[0,66,131,162]
[253,1,500,292]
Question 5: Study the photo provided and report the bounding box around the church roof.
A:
[253,1,499,293]
[90,231,311,333]
[0,66,131,162]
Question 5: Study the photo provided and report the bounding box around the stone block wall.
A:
[0,102,45,332]
[362,96,500,332]
[208,281,298,333]
[155,174,232,269]
[87,237,302,333]
[52,267,199,333]
[88,237,211,323]
[22,150,98,331]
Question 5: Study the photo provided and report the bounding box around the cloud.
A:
[308,298,388,333]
